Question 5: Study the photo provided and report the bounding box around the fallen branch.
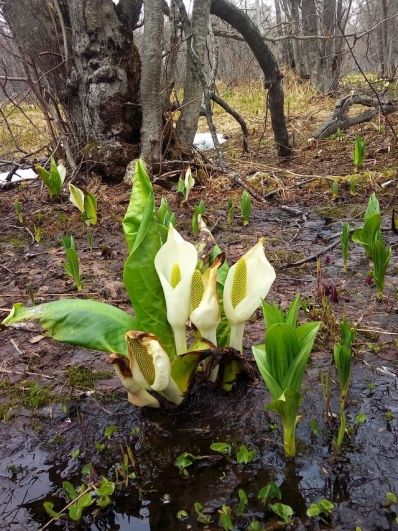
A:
[282,238,341,268]
[313,94,398,139]
[211,93,249,152]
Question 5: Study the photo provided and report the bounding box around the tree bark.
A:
[210,0,291,156]
[176,0,211,152]
[301,0,321,86]
[140,0,164,166]
[3,0,143,181]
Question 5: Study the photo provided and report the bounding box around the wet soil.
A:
[0,153,398,530]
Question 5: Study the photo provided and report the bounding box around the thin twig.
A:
[282,238,341,268]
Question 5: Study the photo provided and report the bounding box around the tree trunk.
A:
[301,0,321,86]
[289,0,306,77]
[3,0,143,181]
[211,0,291,156]
[140,0,164,166]
[320,0,336,92]
[176,0,211,152]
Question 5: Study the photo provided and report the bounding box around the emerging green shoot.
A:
[240,191,252,226]
[33,225,42,243]
[334,318,355,449]
[35,158,66,199]
[177,165,195,201]
[253,296,320,456]
[307,499,334,518]
[349,176,357,195]
[192,199,206,237]
[372,239,392,296]
[226,198,234,225]
[352,193,381,258]
[158,197,176,229]
[340,223,350,272]
[69,183,98,226]
[331,180,339,199]
[353,136,366,170]
[218,505,234,531]
[270,503,294,524]
[14,199,23,223]
[63,235,83,291]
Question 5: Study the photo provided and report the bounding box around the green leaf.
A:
[355,412,367,424]
[43,501,61,520]
[257,481,281,504]
[373,239,391,293]
[63,481,77,501]
[283,322,320,391]
[171,350,208,392]
[81,463,93,477]
[265,324,299,391]
[364,192,380,221]
[123,160,175,357]
[174,452,195,470]
[218,505,234,531]
[240,191,252,225]
[69,183,85,213]
[262,301,285,329]
[270,503,294,524]
[236,444,256,464]
[237,489,248,516]
[95,478,115,497]
[306,502,321,517]
[104,425,117,439]
[334,343,352,392]
[97,495,111,508]
[84,192,97,225]
[2,300,135,356]
[252,344,283,399]
[68,504,82,521]
[352,213,381,257]
[78,492,95,509]
[210,442,232,456]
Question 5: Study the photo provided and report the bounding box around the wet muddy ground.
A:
[0,168,397,530]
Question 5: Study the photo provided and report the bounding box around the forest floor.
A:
[0,78,398,530]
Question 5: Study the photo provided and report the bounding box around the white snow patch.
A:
[0,168,37,184]
[193,132,228,151]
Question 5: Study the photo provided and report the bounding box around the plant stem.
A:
[336,396,347,449]
[173,324,187,356]
[229,322,245,352]
[283,425,296,457]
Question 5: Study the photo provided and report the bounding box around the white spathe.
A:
[111,331,183,408]
[155,225,198,355]
[190,258,222,345]
[223,239,276,351]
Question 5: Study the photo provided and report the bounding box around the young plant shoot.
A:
[334,318,356,449]
[372,239,392,296]
[35,158,66,199]
[240,191,252,226]
[353,136,366,171]
[69,183,98,226]
[340,223,350,272]
[253,296,320,457]
[63,235,83,291]
[177,165,195,202]
[352,193,381,258]
[192,200,206,237]
[3,160,277,408]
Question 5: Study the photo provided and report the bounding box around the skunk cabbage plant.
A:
[253,296,320,456]
[3,160,276,408]
[352,193,381,258]
[35,158,66,199]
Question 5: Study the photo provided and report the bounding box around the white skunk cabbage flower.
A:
[155,225,198,355]
[109,331,183,408]
[190,255,223,345]
[223,238,276,352]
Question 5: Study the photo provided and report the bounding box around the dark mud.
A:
[0,178,397,530]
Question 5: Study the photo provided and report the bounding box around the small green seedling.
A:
[226,198,234,225]
[236,444,256,464]
[36,158,66,199]
[355,412,367,425]
[104,425,117,439]
[372,239,392,296]
[236,489,248,516]
[63,235,83,291]
[240,191,252,226]
[307,498,334,518]
[210,442,232,456]
[353,136,366,171]
[331,180,339,199]
[258,481,281,504]
[194,502,212,524]
[174,452,197,476]
[192,199,206,237]
[158,197,176,239]
[177,165,195,202]
[334,318,356,449]
[14,200,23,223]
[340,223,350,272]
[33,225,42,243]
[270,503,294,524]
[69,183,98,226]
[218,505,234,531]
[349,176,357,195]
[310,418,320,437]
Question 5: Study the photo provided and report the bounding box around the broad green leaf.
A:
[210,442,232,455]
[48,158,63,196]
[123,160,175,357]
[68,504,82,521]
[63,481,77,501]
[84,192,97,225]
[237,489,248,516]
[265,324,298,389]
[236,444,256,464]
[3,300,135,356]
[43,501,60,520]
[69,183,85,213]
[352,213,381,257]
[283,322,320,391]
[262,301,285,329]
[122,159,154,254]
[285,294,301,328]
[95,478,115,497]
[252,344,283,399]
[334,343,352,391]
[373,239,391,292]
[364,192,379,221]
[270,503,294,524]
